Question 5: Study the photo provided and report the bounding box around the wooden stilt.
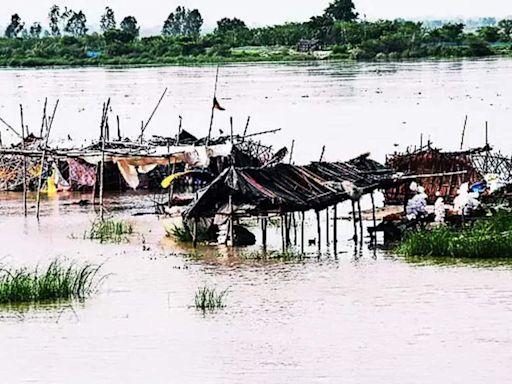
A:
[229,194,234,247]
[117,115,121,140]
[357,199,363,243]
[333,204,338,256]
[301,211,305,254]
[20,105,27,217]
[36,100,58,220]
[316,210,321,255]
[371,192,377,241]
[193,218,198,248]
[281,215,286,252]
[99,100,110,221]
[351,200,358,241]
[292,213,297,246]
[262,217,267,253]
[325,208,330,247]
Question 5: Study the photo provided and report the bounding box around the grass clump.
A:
[397,211,512,259]
[85,218,133,243]
[194,286,228,312]
[0,260,103,305]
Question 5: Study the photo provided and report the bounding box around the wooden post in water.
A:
[229,194,234,247]
[20,105,27,217]
[316,210,321,255]
[370,192,377,242]
[357,199,363,243]
[351,200,358,242]
[193,218,198,248]
[117,115,121,140]
[39,98,47,138]
[99,100,110,221]
[261,217,267,253]
[36,100,59,220]
[300,211,305,254]
[325,208,330,247]
[333,204,338,256]
[206,66,220,146]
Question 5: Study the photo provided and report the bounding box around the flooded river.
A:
[1,59,512,383]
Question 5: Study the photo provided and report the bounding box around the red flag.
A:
[213,97,225,111]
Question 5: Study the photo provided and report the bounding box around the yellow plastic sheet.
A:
[161,171,193,189]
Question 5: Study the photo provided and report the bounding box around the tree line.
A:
[1,0,512,66]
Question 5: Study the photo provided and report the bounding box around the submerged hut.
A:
[183,154,393,250]
[384,145,494,205]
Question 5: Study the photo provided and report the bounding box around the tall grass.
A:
[0,260,103,304]
[84,218,133,243]
[397,211,512,259]
[194,286,228,312]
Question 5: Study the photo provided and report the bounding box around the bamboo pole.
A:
[36,100,59,220]
[371,192,377,229]
[325,208,330,247]
[289,139,295,164]
[281,214,286,252]
[99,100,110,221]
[140,87,168,139]
[206,66,220,146]
[333,205,338,256]
[262,217,267,253]
[357,199,363,244]
[460,115,468,150]
[316,210,321,255]
[0,116,22,138]
[20,105,27,217]
[241,116,251,143]
[230,116,234,142]
[39,98,47,137]
[193,218,198,248]
[168,116,182,208]
[351,200,358,242]
[319,145,326,162]
[117,115,121,140]
[301,211,305,254]
[229,194,234,247]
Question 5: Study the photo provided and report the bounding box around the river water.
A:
[1,59,512,383]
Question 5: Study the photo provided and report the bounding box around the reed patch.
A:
[0,260,104,305]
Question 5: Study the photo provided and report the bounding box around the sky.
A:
[1,0,511,31]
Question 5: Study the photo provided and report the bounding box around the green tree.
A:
[184,9,203,37]
[29,22,42,38]
[477,26,501,43]
[162,7,186,36]
[100,7,116,32]
[120,16,139,39]
[48,5,61,36]
[324,0,358,22]
[498,19,512,41]
[64,11,88,37]
[5,14,25,38]
[215,18,247,34]
[162,7,203,37]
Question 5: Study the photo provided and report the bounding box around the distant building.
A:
[297,39,321,53]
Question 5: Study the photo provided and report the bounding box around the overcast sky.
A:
[1,0,511,29]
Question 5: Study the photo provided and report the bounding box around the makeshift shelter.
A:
[384,146,490,205]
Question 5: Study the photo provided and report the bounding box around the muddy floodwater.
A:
[1,59,512,383]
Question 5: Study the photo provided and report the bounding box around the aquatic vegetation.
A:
[167,224,217,244]
[242,250,305,261]
[194,286,228,312]
[397,212,512,259]
[85,218,133,243]
[0,260,104,305]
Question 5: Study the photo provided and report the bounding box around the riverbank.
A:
[1,40,511,68]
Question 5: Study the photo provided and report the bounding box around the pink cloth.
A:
[68,159,96,187]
